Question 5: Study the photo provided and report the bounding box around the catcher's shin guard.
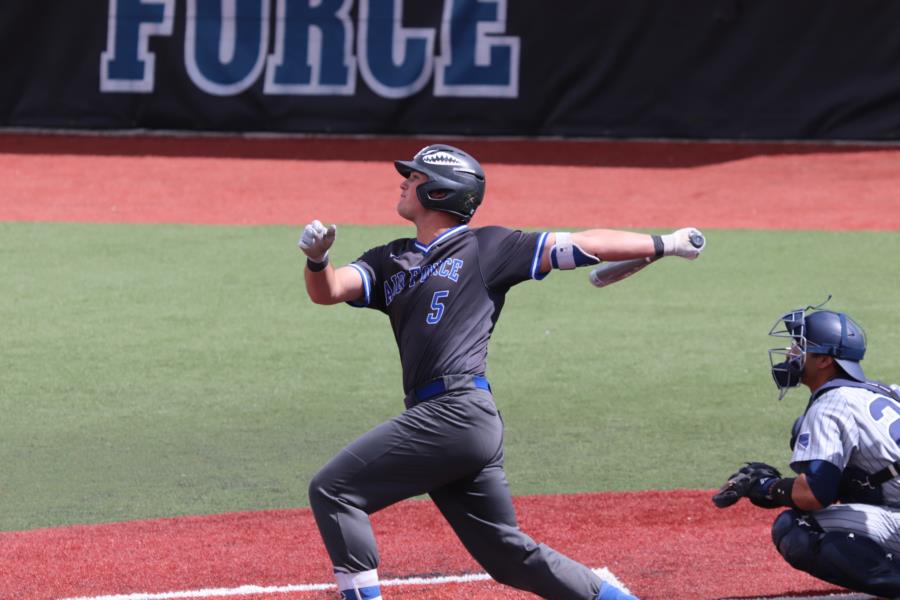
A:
[772,509,900,597]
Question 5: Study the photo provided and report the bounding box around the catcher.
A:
[713,304,900,598]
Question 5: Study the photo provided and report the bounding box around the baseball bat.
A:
[589,231,705,288]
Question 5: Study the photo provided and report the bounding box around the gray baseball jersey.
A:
[348,224,549,394]
[791,385,900,551]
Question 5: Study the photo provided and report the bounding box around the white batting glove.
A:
[661,227,706,260]
[298,220,337,263]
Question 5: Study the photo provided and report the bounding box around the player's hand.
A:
[712,462,781,508]
[745,462,783,509]
[299,220,337,263]
[661,227,706,260]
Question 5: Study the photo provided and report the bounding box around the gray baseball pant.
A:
[308,387,602,599]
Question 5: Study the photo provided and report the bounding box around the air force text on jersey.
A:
[101,0,520,98]
[384,257,464,307]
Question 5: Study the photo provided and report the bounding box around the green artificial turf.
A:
[1,222,898,531]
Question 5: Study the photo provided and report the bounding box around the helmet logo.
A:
[421,150,466,168]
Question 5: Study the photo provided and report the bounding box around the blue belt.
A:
[412,374,491,403]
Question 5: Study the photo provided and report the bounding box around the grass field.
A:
[2,222,898,533]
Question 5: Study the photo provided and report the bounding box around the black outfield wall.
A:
[2,0,899,139]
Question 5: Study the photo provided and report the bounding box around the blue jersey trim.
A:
[531,231,550,280]
[413,224,468,254]
[346,263,371,308]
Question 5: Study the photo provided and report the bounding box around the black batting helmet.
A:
[395,144,486,223]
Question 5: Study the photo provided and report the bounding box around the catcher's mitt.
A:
[712,462,781,508]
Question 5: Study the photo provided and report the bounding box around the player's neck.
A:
[803,366,841,395]
[414,213,464,245]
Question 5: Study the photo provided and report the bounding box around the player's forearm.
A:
[792,473,826,511]
[305,263,366,305]
[570,229,656,262]
[304,264,343,305]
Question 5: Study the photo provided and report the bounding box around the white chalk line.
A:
[55,570,877,600]
[59,568,629,600]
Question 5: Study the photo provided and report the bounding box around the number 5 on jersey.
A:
[427,291,449,325]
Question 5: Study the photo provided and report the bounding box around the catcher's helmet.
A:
[769,307,867,399]
[395,144,485,223]
[802,310,866,381]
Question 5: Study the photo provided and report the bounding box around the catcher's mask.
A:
[395,144,485,223]
[768,301,867,400]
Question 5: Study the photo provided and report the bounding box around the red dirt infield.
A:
[1,491,845,600]
[1,133,898,230]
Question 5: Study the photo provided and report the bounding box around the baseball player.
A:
[713,305,900,598]
[299,144,706,600]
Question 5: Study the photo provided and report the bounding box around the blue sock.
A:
[339,586,382,600]
[596,581,638,600]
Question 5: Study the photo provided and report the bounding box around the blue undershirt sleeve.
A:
[797,459,842,507]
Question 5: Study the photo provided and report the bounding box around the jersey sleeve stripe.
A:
[347,263,372,307]
[531,231,550,281]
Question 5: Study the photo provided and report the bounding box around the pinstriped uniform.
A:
[791,386,900,552]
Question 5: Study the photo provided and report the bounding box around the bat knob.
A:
[689,231,705,249]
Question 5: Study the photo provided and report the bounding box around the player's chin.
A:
[396,200,415,221]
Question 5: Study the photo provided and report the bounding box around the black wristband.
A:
[306,256,329,272]
[770,477,797,508]
[651,234,665,258]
